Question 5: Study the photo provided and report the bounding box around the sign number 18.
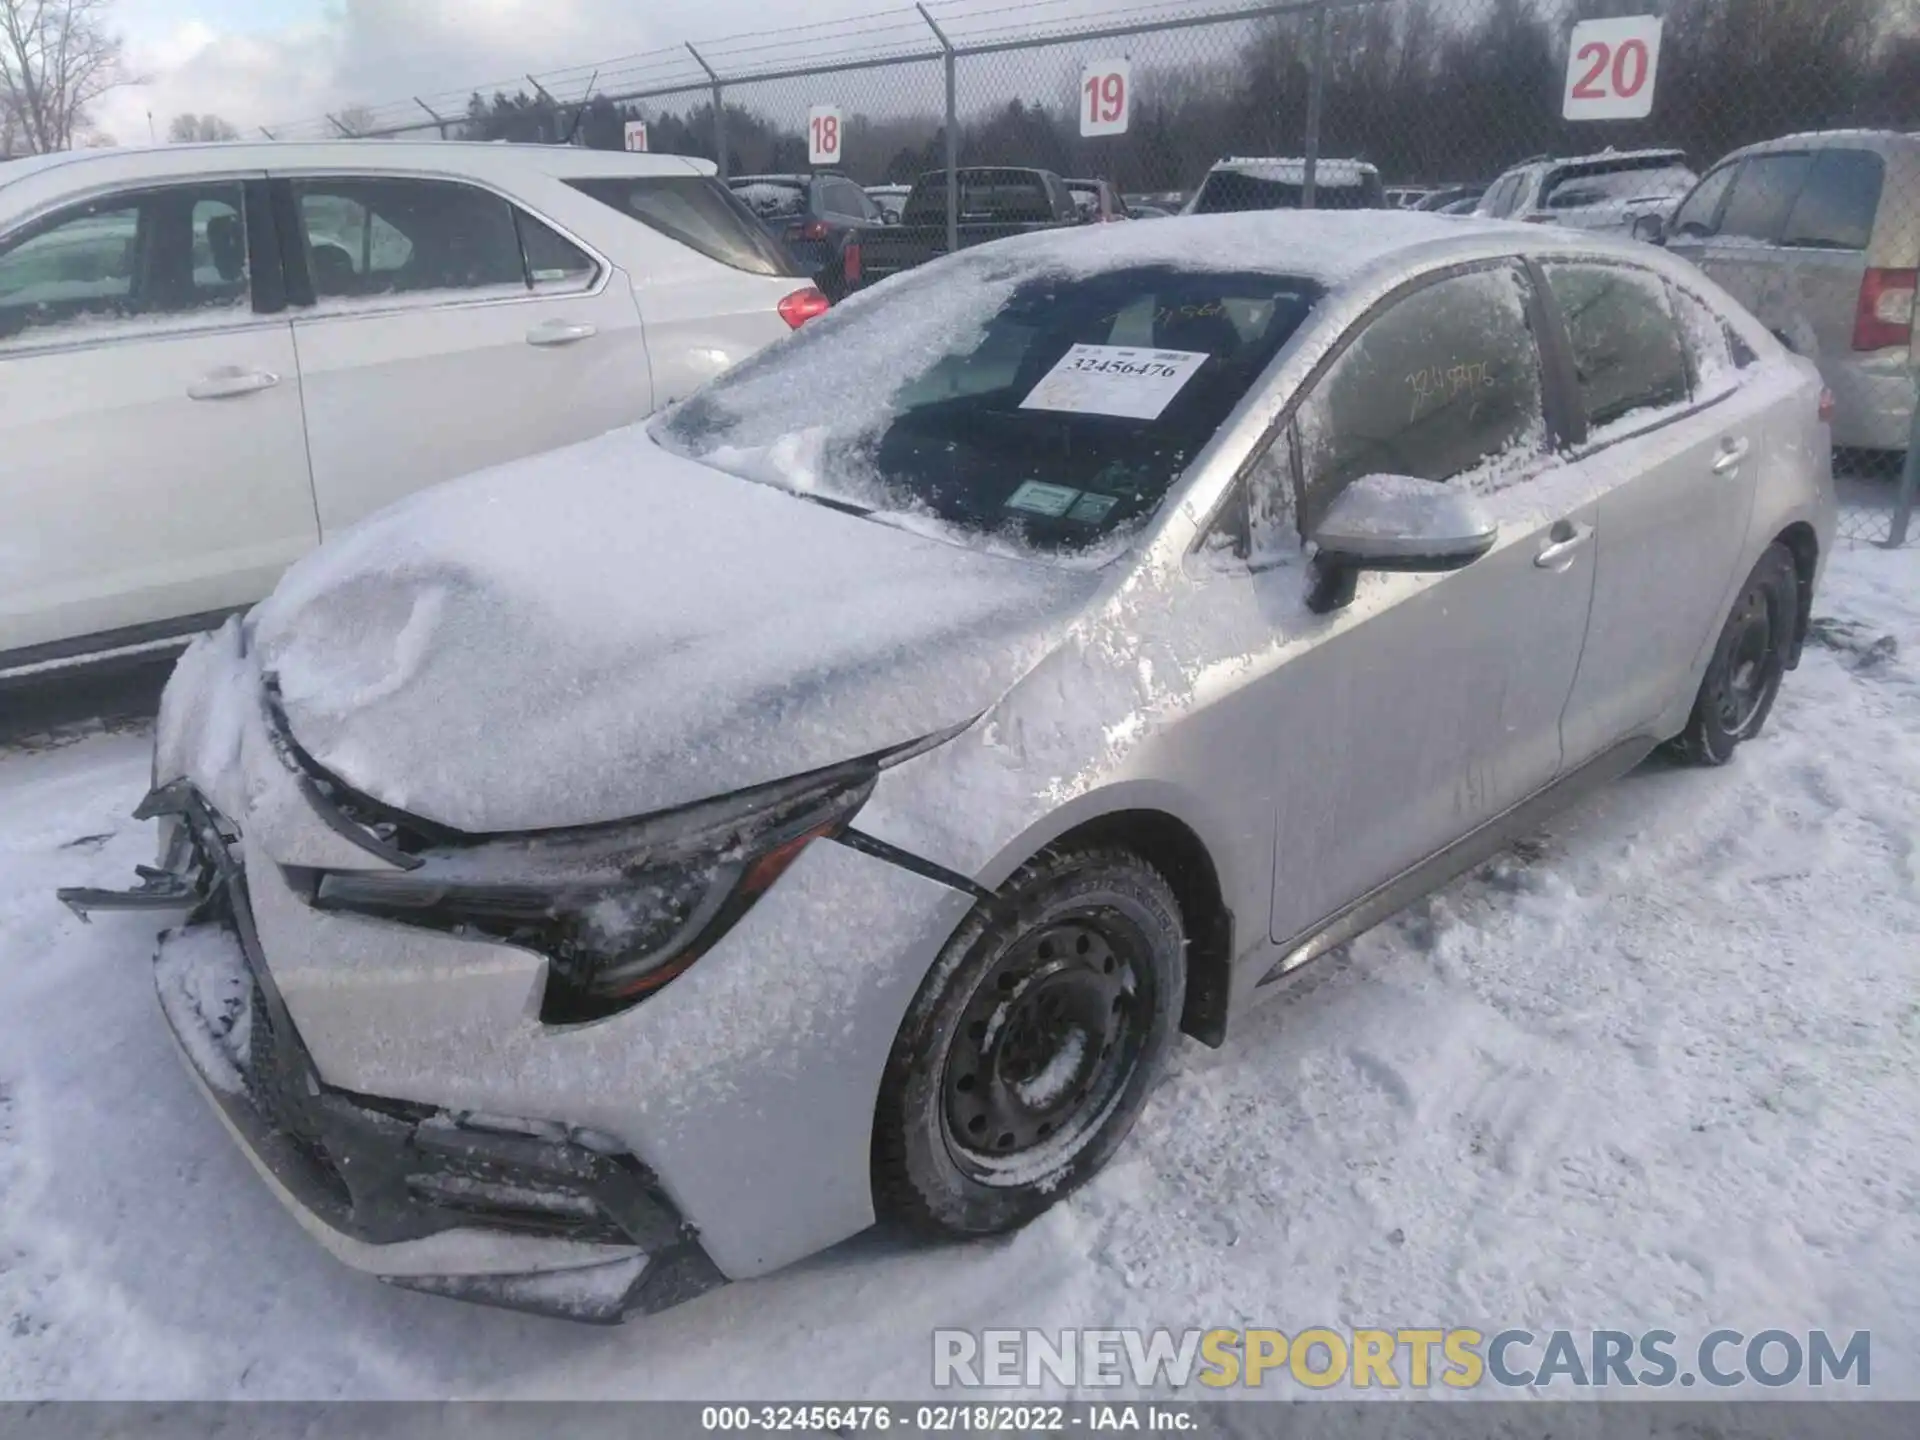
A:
[807,105,843,165]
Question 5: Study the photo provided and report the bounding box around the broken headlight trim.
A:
[311,761,878,1025]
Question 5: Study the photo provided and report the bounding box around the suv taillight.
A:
[1853,268,1916,352]
[777,287,831,329]
[843,242,862,287]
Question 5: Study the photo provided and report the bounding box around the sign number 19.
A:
[1079,58,1131,137]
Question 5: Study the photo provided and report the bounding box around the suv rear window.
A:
[567,175,798,277]
[730,178,810,222]
[1781,150,1884,251]
[904,171,1058,224]
[1190,170,1381,214]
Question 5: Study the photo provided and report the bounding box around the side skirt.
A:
[1250,735,1659,995]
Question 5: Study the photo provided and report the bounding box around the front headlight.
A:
[312,762,876,1024]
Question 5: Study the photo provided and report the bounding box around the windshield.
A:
[655,260,1321,561]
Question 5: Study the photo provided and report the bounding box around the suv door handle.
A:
[1712,437,1751,474]
[527,320,597,347]
[1534,520,1594,571]
[188,367,279,401]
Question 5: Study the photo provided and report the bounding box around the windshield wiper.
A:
[789,490,874,519]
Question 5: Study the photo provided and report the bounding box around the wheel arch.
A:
[1021,808,1234,1048]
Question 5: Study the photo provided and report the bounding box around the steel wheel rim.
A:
[1717,586,1779,736]
[940,917,1152,1185]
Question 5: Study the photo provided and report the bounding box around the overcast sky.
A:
[97,0,913,141]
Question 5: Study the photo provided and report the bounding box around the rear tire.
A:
[1669,543,1798,766]
[872,848,1185,1238]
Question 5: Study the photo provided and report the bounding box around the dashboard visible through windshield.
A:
[659,264,1322,558]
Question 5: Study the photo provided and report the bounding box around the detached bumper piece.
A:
[114,783,727,1324]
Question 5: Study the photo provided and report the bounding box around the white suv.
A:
[1,142,824,680]
[1475,149,1699,234]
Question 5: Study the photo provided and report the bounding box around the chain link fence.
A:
[276,0,1918,543]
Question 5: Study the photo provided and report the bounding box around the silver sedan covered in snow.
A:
[69,210,1835,1322]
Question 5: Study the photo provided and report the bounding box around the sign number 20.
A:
[1571,38,1651,101]
[1562,16,1662,121]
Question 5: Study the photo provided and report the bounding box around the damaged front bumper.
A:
[61,783,726,1325]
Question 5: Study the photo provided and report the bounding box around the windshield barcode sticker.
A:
[1019,344,1211,421]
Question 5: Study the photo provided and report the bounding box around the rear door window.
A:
[569,175,800,277]
[292,178,524,300]
[1780,149,1884,251]
[1715,153,1814,244]
[1542,263,1689,434]
[1293,265,1546,531]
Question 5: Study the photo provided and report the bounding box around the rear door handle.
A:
[188,367,279,401]
[527,320,597,347]
[1534,520,1594,571]
[1713,437,1751,474]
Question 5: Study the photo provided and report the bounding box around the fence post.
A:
[918,4,959,258]
[1889,381,1918,549]
[688,43,728,178]
[414,98,449,140]
[1300,1,1330,209]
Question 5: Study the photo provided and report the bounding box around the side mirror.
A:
[1305,474,1498,614]
[1631,212,1666,245]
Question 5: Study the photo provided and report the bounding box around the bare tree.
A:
[0,0,127,154]
[168,111,239,143]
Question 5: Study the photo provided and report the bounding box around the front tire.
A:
[1669,543,1798,766]
[872,848,1186,1238]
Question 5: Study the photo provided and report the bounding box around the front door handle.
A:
[1712,437,1751,474]
[188,367,279,401]
[1534,520,1594,572]
[527,320,597,347]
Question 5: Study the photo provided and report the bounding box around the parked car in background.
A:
[1385,186,1435,209]
[0,142,824,682]
[865,183,912,223]
[1183,157,1385,213]
[859,166,1083,286]
[1066,178,1132,222]
[1129,204,1176,220]
[78,210,1833,1324]
[728,172,887,300]
[1642,130,1917,456]
[1416,183,1487,214]
[1476,149,1698,233]
[1126,190,1188,214]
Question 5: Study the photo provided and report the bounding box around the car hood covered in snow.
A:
[250,428,1100,834]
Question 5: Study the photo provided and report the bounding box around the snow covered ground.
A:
[1,541,1916,1402]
